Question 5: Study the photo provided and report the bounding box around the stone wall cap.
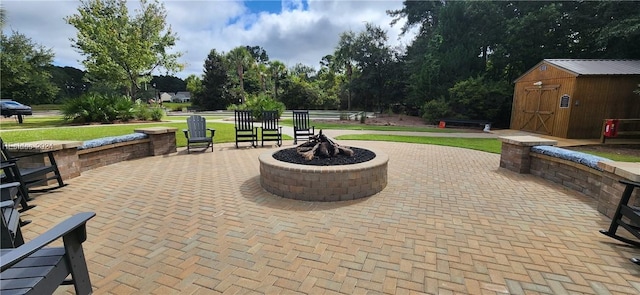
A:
[134,127,178,134]
[6,140,82,152]
[499,136,557,146]
[600,161,640,182]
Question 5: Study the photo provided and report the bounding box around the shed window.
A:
[539,65,547,71]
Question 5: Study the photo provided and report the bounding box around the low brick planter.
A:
[259,147,388,201]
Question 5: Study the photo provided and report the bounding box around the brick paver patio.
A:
[20,140,640,294]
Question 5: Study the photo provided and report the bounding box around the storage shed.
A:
[510,59,640,139]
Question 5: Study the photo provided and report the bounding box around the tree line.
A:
[2,0,639,127]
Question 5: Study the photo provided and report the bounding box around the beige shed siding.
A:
[511,60,640,139]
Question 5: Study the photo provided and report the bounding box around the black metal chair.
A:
[293,110,315,144]
[261,111,282,147]
[183,115,215,153]
[234,110,258,148]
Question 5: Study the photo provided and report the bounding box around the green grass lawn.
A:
[1,117,69,129]
[280,119,462,133]
[0,121,291,147]
[336,134,503,154]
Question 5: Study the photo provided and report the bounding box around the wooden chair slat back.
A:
[235,110,254,131]
[262,111,279,130]
[293,110,311,130]
[186,115,208,138]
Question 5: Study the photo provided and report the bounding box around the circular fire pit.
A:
[259,147,388,201]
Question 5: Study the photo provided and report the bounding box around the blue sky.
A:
[2,0,416,79]
[245,0,298,14]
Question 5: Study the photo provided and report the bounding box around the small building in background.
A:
[159,92,191,103]
[511,59,640,139]
[159,92,173,102]
[171,92,191,103]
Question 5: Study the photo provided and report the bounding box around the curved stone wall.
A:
[259,147,388,201]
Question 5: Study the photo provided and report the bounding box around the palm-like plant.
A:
[268,60,287,99]
[226,47,254,103]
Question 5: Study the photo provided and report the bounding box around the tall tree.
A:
[66,0,183,99]
[1,31,58,104]
[333,31,357,110]
[245,45,269,64]
[185,74,203,105]
[268,60,287,100]
[198,49,231,110]
[225,46,254,103]
[289,63,316,81]
[352,23,396,111]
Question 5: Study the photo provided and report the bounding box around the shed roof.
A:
[544,59,640,75]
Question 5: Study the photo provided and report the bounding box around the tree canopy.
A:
[1,31,58,104]
[388,0,640,125]
[66,0,183,99]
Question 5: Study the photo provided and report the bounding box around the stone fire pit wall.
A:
[259,148,388,201]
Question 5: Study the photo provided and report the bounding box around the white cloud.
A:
[2,0,416,79]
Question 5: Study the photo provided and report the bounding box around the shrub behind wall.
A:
[62,93,164,123]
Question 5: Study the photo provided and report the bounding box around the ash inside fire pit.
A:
[273,147,375,166]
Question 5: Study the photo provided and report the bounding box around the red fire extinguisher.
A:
[604,119,619,137]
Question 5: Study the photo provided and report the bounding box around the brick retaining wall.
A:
[78,139,151,172]
[499,136,640,219]
[8,127,177,184]
[530,153,603,199]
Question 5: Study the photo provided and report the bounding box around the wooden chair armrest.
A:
[1,158,19,165]
[11,150,55,160]
[0,212,95,271]
[207,129,215,137]
[620,179,640,188]
[182,129,189,138]
[0,200,15,208]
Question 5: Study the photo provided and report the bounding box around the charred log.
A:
[295,130,354,160]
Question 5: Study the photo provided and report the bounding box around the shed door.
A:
[520,85,559,135]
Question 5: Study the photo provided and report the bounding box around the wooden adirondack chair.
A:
[1,161,35,213]
[0,137,65,193]
[183,115,215,153]
[261,111,282,147]
[1,212,96,295]
[234,110,258,148]
[293,110,315,144]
